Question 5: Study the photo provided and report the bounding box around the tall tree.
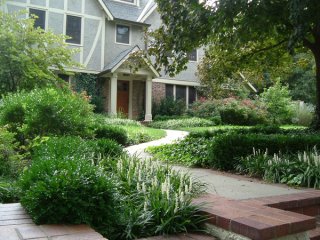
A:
[149,0,320,128]
[0,9,77,94]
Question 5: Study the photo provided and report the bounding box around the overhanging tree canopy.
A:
[150,0,320,128]
[0,9,77,94]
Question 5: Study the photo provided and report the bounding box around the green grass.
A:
[101,117,166,145]
[123,125,166,144]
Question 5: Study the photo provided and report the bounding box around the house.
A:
[3,0,202,121]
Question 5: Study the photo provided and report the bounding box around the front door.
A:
[117,80,129,117]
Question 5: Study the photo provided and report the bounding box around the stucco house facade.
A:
[3,0,202,121]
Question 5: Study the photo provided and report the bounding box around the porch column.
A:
[109,73,118,116]
[145,75,153,121]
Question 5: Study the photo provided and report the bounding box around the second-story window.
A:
[66,15,82,45]
[29,8,46,30]
[187,49,198,62]
[116,24,130,44]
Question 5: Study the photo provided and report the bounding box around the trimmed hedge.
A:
[209,133,320,170]
[189,125,308,139]
[94,125,128,146]
[18,157,118,232]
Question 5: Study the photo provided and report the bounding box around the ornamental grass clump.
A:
[106,155,206,239]
[237,147,320,188]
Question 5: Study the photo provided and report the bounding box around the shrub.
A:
[260,81,294,124]
[148,117,214,129]
[187,99,220,120]
[0,88,94,141]
[218,98,267,125]
[147,136,212,167]
[209,133,320,170]
[188,125,307,139]
[291,102,314,126]
[152,98,186,118]
[0,127,24,178]
[94,125,128,145]
[103,155,206,239]
[72,73,104,113]
[32,136,123,164]
[18,157,118,236]
[0,181,20,203]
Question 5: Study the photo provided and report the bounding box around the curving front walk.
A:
[126,129,305,200]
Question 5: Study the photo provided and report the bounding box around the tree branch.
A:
[303,38,315,52]
[244,39,288,59]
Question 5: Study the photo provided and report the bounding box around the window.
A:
[176,86,186,101]
[58,74,70,83]
[66,15,82,44]
[29,8,46,30]
[187,49,197,62]
[116,25,130,44]
[166,84,174,98]
[189,87,196,104]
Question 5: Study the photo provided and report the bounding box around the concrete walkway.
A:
[0,203,106,240]
[125,130,305,200]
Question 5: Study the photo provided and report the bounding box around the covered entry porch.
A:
[99,46,159,121]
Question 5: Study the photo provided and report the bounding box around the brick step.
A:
[309,226,320,240]
[194,191,320,240]
[138,233,216,239]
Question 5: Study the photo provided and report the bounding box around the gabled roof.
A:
[100,0,157,23]
[101,45,159,77]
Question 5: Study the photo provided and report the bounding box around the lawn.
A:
[122,125,166,144]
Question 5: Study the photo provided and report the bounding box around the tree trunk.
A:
[313,48,320,130]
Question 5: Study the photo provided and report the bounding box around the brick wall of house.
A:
[101,78,110,113]
[152,82,166,103]
[132,80,145,120]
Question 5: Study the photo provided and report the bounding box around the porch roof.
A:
[100,45,160,77]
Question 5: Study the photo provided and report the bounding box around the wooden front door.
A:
[117,81,129,117]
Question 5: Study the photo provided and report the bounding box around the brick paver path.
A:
[0,203,106,240]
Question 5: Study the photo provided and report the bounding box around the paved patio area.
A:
[0,203,106,240]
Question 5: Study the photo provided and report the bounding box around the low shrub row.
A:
[209,133,320,170]
[237,148,320,188]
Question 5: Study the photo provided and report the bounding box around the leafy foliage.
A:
[18,157,118,237]
[286,53,316,104]
[151,0,320,128]
[0,127,24,178]
[32,137,123,164]
[237,148,320,189]
[260,81,294,124]
[209,133,320,170]
[73,73,105,113]
[291,102,315,126]
[0,88,94,142]
[0,181,20,203]
[148,117,214,129]
[147,136,212,167]
[103,155,206,239]
[152,98,186,118]
[0,9,76,94]
[93,124,128,146]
